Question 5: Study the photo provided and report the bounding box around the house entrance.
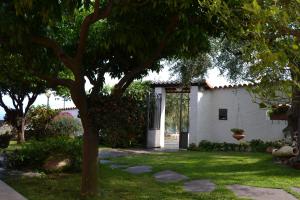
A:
[165,93,189,149]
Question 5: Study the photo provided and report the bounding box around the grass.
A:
[3,151,300,200]
[5,140,26,152]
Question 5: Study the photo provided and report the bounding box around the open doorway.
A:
[164,93,189,149]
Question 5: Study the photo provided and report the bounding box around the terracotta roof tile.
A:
[55,107,77,111]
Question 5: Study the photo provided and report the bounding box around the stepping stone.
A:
[183,180,216,193]
[227,184,297,200]
[154,170,188,183]
[110,164,128,169]
[291,187,300,194]
[124,165,152,174]
[99,160,112,164]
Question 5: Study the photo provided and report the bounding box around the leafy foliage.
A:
[190,139,284,153]
[93,95,147,148]
[165,93,189,134]
[207,0,300,104]
[267,104,290,116]
[6,137,82,172]
[0,133,12,149]
[169,53,212,84]
[26,106,59,139]
[0,0,239,194]
[47,113,83,137]
[93,81,150,148]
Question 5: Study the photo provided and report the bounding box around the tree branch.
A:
[113,15,179,94]
[37,74,74,89]
[0,92,10,113]
[75,0,113,63]
[31,36,76,73]
[24,93,38,115]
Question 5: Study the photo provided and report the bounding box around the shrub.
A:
[0,133,12,149]
[26,106,59,139]
[0,124,13,149]
[191,139,284,153]
[47,113,83,137]
[249,139,265,152]
[188,143,197,150]
[92,95,147,148]
[6,137,82,172]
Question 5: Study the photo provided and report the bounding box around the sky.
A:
[0,66,229,120]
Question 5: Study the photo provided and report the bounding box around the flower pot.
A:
[269,113,288,120]
[232,134,245,141]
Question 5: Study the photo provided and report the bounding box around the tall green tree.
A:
[205,0,300,147]
[0,52,46,143]
[169,53,212,85]
[0,0,227,195]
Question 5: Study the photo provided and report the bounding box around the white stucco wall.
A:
[190,87,287,145]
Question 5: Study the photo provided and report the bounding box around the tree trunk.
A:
[80,115,99,196]
[289,85,300,161]
[17,117,25,144]
[70,82,99,197]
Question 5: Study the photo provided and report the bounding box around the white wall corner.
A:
[189,86,199,145]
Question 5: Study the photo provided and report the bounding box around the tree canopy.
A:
[0,49,47,143]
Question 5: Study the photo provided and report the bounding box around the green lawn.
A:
[4,151,300,200]
[5,140,24,152]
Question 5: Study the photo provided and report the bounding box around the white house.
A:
[55,107,80,119]
[147,80,287,149]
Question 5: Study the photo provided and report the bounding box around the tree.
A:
[0,0,227,196]
[204,0,300,151]
[169,53,212,85]
[0,52,46,143]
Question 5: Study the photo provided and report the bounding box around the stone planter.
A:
[290,160,300,170]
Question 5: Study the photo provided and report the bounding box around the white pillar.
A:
[155,87,166,148]
[189,86,199,145]
[147,87,166,148]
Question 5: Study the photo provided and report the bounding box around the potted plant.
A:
[231,128,245,140]
[268,104,289,120]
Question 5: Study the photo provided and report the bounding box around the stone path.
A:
[124,165,152,174]
[99,159,112,164]
[0,180,27,200]
[227,184,298,200]
[154,170,188,183]
[110,164,128,169]
[291,187,300,194]
[183,180,216,193]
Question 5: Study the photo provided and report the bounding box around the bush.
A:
[6,137,82,172]
[191,139,285,153]
[26,106,59,139]
[0,124,12,149]
[92,95,147,148]
[0,133,12,149]
[188,143,197,150]
[47,113,83,137]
